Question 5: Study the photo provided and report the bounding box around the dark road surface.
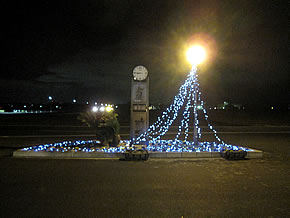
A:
[0,113,289,217]
[1,148,289,217]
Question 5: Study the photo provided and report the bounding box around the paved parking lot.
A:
[0,132,289,217]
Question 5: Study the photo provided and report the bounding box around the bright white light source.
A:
[92,106,98,112]
[48,96,52,100]
[100,106,105,112]
[197,105,203,110]
[73,99,77,103]
[105,106,113,112]
[186,45,206,65]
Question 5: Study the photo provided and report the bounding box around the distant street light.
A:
[92,106,98,112]
[92,105,114,113]
[100,106,105,112]
[105,106,114,112]
[73,99,77,103]
[48,96,53,101]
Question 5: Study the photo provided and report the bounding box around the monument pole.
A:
[130,66,149,144]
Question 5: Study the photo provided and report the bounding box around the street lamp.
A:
[92,106,98,112]
[105,105,114,112]
[92,105,114,113]
[186,45,206,145]
[100,106,105,112]
[186,45,206,66]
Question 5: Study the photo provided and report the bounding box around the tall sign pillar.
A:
[130,66,149,142]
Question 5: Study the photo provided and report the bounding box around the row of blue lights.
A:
[22,140,127,153]
[145,140,251,152]
[21,139,251,153]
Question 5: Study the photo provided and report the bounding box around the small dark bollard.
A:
[220,149,247,160]
[123,149,149,161]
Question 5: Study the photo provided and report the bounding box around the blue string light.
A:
[133,72,194,144]
[21,139,251,153]
[175,74,194,141]
[20,66,250,154]
[132,65,227,149]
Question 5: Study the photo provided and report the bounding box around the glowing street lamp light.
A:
[105,105,114,112]
[100,106,105,112]
[92,106,98,112]
[186,45,206,66]
[92,105,113,113]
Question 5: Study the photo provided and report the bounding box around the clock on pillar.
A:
[130,66,149,142]
[133,65,148,81]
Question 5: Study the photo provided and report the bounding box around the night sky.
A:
[1,0,288,105]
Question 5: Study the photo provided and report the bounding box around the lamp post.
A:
[186,45,206,145]
[193,70,198,145]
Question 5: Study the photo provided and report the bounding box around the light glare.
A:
[92,106,98,112]
[186,45,206,65]
[105,106,113,112]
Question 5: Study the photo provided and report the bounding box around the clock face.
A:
[133,66,148,81]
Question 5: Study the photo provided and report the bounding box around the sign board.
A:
[131,83,147,104]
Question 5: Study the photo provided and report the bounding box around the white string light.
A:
[133,73,194,144]
[133,65,225,147]
[20,66,250,154]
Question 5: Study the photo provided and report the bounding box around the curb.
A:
[13,148,263,159]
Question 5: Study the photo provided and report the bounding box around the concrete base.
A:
[245,149,263,158]
[13,148,263,159]
[13,150,123,159]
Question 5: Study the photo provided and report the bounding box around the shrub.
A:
[78,111,120,146]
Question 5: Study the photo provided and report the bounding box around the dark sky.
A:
[1,0,288,105]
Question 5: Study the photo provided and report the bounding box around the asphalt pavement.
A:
[0,113,289,217]
[0,141,289,217]
[0,133,290,217]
